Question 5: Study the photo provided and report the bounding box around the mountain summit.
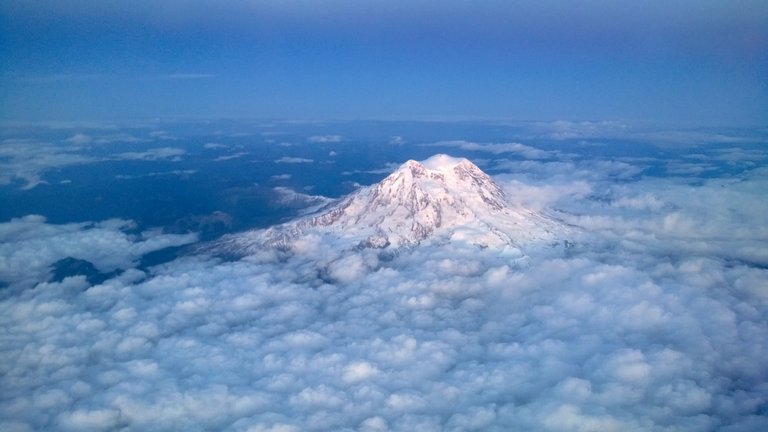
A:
[222,155,566,253]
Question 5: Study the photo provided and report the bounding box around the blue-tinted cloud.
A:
[0,215,197,291]
[115,147,186,161]
[275,157,314,164]
[0,137,187,189]
[0,138,97,189]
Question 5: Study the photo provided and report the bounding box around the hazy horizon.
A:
[2,1,767,125]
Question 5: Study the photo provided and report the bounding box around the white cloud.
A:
[275,157,314,164]
[342,162,401,176]
[532,119,630,140]
[64,132,146,145]
[342,361,380,383]
[214,152,249,161]
[431,139,556,159]
[525,120,765,147]
[0,137,186,190]
[63,133,93,145]
[57,409,123,432]
[271,187,332,214]
[148,130,176,140]
[115,147,186,161]
[307,135,343,143]
[0,138,97,189]
[502,179,592,210]
[0,215,197,291]
[326,253,370,284]
[114,169,196,180]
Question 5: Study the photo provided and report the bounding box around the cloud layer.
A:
[1,136,767,431]
[0,133,187,190]
[0,215,197,292]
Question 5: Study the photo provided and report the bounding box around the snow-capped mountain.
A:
[220,154,567,254]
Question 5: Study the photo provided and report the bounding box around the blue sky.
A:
[1,0,766,125]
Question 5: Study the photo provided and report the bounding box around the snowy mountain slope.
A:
[219,154,568,254]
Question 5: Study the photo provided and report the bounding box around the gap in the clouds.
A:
[137,244,193,271]
[50,257,123,286]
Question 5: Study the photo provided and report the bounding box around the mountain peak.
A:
[375,154,506,214]
[221,155,567,253]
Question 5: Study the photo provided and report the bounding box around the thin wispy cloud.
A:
[0,138,97,189]
[307,135,343,143]
[427,140,558,159]
[275,156,314,164]
[115,147,186,161]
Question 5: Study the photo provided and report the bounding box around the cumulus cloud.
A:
[567,174,768,267]
[1,141,766,431]
[275,157,314,164]
[0,215,197,291]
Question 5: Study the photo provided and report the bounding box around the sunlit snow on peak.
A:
[218,153,567,253]
[419,154,469,171]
